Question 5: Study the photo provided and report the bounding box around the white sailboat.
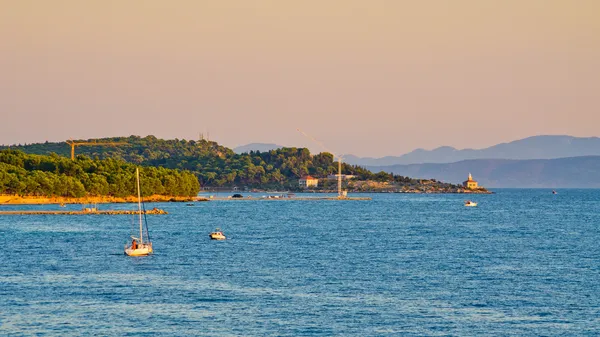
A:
[124,168,153,256]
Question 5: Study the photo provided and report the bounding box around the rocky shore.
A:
[0,194,205,205]
[334,180,493,194]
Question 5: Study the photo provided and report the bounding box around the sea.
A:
[0,189,599,336]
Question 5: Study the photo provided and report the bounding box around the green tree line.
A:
[1,135,458,190]
[0,150,199,197]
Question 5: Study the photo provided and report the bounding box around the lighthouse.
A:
[463,173,479,189]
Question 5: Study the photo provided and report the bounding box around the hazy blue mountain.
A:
[368,156,600,188]
[233,143,283,154]
[344,135,600,166]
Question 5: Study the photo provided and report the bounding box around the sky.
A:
[1,0,599,157]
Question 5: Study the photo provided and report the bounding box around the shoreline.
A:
[203,190,493,195]
[0,194,204,205]
[1,189,492,205]
[304,189,493,194]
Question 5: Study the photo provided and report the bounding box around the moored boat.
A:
[464,200,478,207]
[209,228,226,240]
[124,168,153,256]
[124,241,153,256]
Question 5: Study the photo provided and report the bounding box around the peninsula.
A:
[1,136,492,198]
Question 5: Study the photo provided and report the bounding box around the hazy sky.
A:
[1,0,599,157]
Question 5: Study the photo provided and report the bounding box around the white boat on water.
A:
[124,168,153,256]
[125,241,153,256]
[464,200,478,207]
[209,228,226,240]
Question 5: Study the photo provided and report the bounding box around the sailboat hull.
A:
[125,244,153,256]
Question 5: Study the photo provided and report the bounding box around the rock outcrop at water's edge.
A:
[315,179,492,194]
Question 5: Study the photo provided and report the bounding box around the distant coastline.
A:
[1,138,493,197]
[204,188,493,195]
[1,188,491,205]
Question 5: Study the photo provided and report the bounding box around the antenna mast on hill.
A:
[296,129,345,199]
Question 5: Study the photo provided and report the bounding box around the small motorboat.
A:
[209,228,226,240]
[464,200,478,207]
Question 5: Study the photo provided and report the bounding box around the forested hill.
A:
[1,136,234,163]
[1,136,429,189]
[0,150,200,197]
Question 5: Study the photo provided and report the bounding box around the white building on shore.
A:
[299,176,319,188]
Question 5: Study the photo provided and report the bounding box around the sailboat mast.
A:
[136,168,143,244]
[337,158,342,198]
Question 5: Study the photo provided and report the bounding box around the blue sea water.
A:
[0,189,599,336]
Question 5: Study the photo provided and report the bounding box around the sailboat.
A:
[124,168,153,256]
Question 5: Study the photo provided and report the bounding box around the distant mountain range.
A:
[229,136,600,188]
[344,135,600,166]
[9,136,599,188]
[367,156,600,188]
[233,143,283,154]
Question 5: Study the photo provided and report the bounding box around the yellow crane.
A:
[66,139,128,160]
[296,129,346,199]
